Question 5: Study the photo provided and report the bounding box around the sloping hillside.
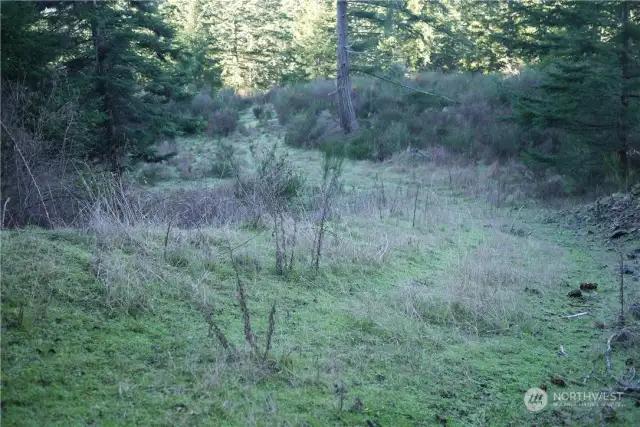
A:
[2,112,639,426]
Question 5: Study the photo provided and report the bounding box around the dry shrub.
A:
[271,79,335,125]
[206,108,239,137]
[138,162,174,185]
[1,82,89,228]
[190,89,246,137]
[173,152,197,180]
[278,72,557,167]
[284,110,341,149]
[190,91,216,117]
[138,184,248,228]
[536,173,569,200]
[482,159,537,207]
[75,169,249,230]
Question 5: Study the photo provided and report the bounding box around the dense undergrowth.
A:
[3,70,637,230]
[269,71,637,197]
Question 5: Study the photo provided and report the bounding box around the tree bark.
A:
[336,0,358,134]
[90,5,121,173]
[618,1,630,177]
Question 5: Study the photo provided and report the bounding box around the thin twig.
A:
[412,182,420,228]
[219,230,265,255]
[376,234,389,262]
[508,206,525,235]
[1,197,10,229]
[289,218,297,273]
[163,217,175,260]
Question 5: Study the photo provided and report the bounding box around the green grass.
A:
[2,111,640,426]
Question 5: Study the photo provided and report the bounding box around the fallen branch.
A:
[560,311,590,319]
[603,331,640,392]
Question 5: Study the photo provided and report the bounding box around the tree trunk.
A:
[90,7,121,173]
[618,1,630,178]
[336,0,358,134]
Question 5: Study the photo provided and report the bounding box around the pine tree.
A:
[291,0,336,79]
[0,1,62,85]
[348,0,437,74]
[47,0,185,171]
[165,0,223,90]
[514,1,640,186]
[200,0,294,90]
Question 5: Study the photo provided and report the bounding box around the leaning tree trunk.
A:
[336,0,358,134]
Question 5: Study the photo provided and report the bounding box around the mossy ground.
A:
[2,110,639,426]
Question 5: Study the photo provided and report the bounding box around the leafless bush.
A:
[0,81,88,227]
[273,212,298,275]
[234,144,304,274]
[190,91,215,117]
[206,108,239,137]
[136,185,249,228]
[312,151,344,274]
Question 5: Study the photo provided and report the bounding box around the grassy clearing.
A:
[2,115,640,426]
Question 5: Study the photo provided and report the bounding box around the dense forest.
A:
[2,1,640,426]
[2,0,639,226]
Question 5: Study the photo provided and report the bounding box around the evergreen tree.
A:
[47,0,185,171]
[200,0,294,90]
[455,0,523,73]
[165,0,223,90]
[348,0,437,74]
[0,1,62,85]
[291,0,336,79]
[514,1,640,186]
